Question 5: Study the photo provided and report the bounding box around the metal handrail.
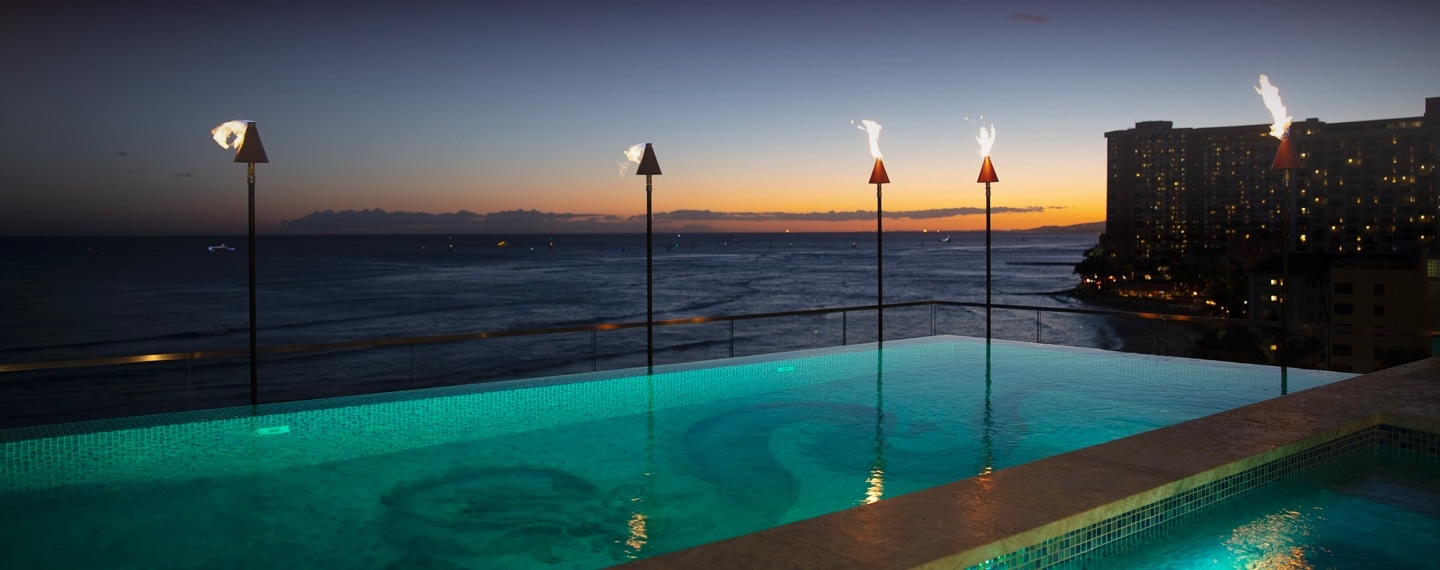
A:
[2,299,1435,374]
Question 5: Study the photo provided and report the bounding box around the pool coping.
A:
[617,356,1440,569]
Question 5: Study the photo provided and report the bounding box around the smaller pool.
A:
[1086,451,1440,569]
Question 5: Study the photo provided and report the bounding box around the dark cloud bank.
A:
[280,206,1062,234]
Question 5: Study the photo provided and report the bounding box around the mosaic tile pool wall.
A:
[966,424,1440,570]
[2,346,875,490]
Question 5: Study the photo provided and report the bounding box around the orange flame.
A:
[1254,75,1291,140]
[976,124,996,158]
[210,120,250,150]
[855,119,883,160]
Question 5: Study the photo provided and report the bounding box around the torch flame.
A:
[976,124,996,158]
[623,143,646,164]
[855,119,883,160]
[211,120,250,150]
[1254,75,1291,140]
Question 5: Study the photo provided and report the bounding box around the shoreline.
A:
[1062,288,1215,356]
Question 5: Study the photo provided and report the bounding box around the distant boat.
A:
[940,235,951,243]
[497,240,510,248]
[207,244,235,253]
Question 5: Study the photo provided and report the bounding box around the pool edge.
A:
[616,357,1440,570]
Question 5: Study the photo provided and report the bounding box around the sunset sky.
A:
[4,1,1438,235]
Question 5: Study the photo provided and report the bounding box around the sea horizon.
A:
[0,223,1106,239]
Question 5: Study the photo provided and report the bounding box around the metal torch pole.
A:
[985,181,992,341]
[877,183,883,346]
[247,162,258,406]
[646,174,654,370]
[1280,168,1291,388]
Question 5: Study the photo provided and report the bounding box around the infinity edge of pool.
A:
[618,356,1440,570]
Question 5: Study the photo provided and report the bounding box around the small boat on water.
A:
[939,235,951,243]
[207,244,235,253]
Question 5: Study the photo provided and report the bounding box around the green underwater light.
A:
[254,426,291,436]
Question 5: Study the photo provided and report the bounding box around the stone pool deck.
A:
[619,357,1440,570]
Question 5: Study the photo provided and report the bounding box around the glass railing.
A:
[2,300,1435,430]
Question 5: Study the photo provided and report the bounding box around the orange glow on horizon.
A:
[243,134,1103,233]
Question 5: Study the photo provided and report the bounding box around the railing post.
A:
[931,303,936,336]
[843,310,848,346]
[1036,310,1041,343]
[591,330,597,372]
[729,320,735,358]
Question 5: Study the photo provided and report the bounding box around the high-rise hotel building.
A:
[1105,97,1440,269]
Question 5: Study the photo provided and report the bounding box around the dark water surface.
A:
[1,232,1106,425]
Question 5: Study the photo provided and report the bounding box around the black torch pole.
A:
[877,183,884,346]
[646,174,654,370]
[248,162,258,406]
[1280,168,1290,392]
[985,181,992,341]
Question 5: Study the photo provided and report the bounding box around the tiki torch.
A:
[1256,75,1298,375]
[858,120,889,345]
[629,143,662,368]
[976,125,998,341]
[211,120,269,405]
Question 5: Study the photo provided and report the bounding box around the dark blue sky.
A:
[4,1,1438,234]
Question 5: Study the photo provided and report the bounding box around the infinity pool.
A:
[0,336,1352,569]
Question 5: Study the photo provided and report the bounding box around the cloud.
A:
[655,207,1045,222]
[279,206,1050,234]
[280,208,635,233]
[173,173,194,178]
[1012,12,1046,23]
[115,151,128,157]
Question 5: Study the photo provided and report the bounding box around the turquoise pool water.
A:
[0,336,1352,569]
[1086,452,1440,569]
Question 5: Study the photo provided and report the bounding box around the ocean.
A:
[0,231,1112,426]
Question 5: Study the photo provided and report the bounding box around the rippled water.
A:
[0,337,1350,569]
[1,232,1121,426]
